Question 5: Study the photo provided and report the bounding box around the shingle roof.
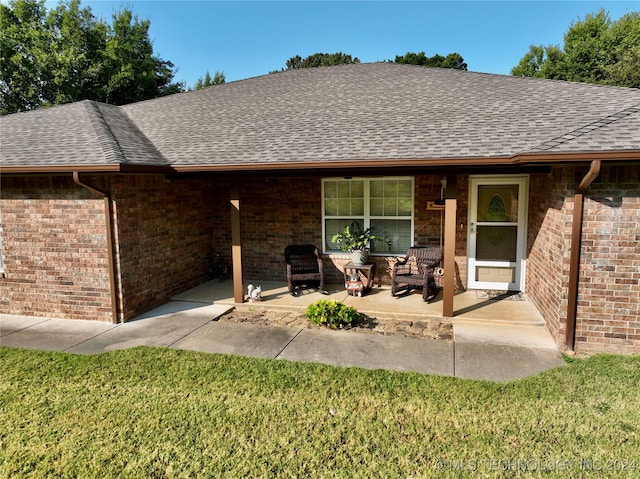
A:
[2,63,639,172]
[0,100,167,169]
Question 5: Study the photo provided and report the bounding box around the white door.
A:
[468,176,529,291]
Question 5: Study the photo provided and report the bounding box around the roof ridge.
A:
[528,104,640,153]
[83,101,127,164]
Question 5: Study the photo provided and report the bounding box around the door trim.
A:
[467,175,529,291]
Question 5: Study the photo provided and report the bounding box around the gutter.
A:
[2,150,638,175]
[72,172,120,324]
[565,160,601,351]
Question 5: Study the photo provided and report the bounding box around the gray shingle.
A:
[2,63,639,171]
[123,63,640,166]
[1,100,166,168]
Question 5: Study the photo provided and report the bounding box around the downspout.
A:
[73,172,120,324]
[565,160,601,351]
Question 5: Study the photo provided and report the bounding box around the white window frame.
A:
[322,176,415,256]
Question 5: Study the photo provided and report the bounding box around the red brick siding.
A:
[574,165,640,354]
[103,175,216,320]
[527,169,573,345]
[0,176,113,321]
[1,174,217,322]
[527,165,640,354]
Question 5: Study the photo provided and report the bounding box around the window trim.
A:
[322,176,415,256]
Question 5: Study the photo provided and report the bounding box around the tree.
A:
[394,51,468,70]
[0,0,50,113]
[272,52,360,72]
[193,70,225,90]
[45,0,107,105]
[0,0,184,115]
[510,45,566,79]
[511,9,640,87]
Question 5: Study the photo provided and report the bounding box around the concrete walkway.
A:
[0,301,565,382]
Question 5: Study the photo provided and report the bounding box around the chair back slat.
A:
[405,246,442,274]
[285,245,321,274]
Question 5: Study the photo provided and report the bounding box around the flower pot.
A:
[351,250,369,265]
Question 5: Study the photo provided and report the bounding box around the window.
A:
[323,177,413,255]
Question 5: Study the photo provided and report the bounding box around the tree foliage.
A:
[0,0,184,114]
[286,52,360,69]
[193,70,225,90]
[511,9,640,87]
[271,52,360,73]
[393,51,468,70]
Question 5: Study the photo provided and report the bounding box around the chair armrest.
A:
[392,260,411,276]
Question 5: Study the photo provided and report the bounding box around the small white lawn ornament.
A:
[247,284,262,302]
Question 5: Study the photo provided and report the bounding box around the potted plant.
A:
[331,221,391,265]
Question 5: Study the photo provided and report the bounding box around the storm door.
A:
[467,176,529,291]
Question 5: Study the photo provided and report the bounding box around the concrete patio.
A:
[173,279,547,325]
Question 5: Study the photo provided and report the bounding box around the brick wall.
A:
[527,165,640,354]
[1,174,217,322]
[0,176,113,321]
[527,169,573,346]
[104,175,216,320]
[575,164,640,354]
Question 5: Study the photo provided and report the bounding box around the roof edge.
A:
[2,150,638,175]
[0,164,173,175]
[171,150,640,173]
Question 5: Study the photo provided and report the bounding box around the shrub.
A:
[306,300,360,329]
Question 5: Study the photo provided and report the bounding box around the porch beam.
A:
[230,186,244,303]
[442,174,457,318]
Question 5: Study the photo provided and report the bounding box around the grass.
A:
[1,347,639,478]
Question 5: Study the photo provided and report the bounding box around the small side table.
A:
[343,262,377,296]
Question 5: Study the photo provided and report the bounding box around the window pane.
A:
[384,198,397,215]
[398,198,412,216]
[325,218,363,251]
[324,181,337,198]
[477,185,519,222]
[324,198,338,216]
[352,198,365,216]
[476,226,517,261]
[384,180,398,197]
[370,198,383,216]
[351,181,364,198]
[337,181,350,198]
[370,219,411,255]
[370,180,383,197]
[397,180,412,198]
[337,199,352,216]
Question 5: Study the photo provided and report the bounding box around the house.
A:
[1,63,638,354]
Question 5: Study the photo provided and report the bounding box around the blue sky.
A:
[51,1,639,88]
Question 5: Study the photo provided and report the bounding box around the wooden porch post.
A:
[230,186,244,303]
[442,175,457,318]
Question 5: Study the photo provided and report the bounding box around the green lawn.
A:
[1,347,638,478]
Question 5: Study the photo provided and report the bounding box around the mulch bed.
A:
[218,309,453,341]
